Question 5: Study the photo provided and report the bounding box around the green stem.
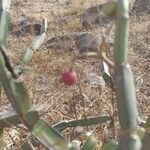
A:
[0,111,22,129]
[114,0,129,64]
[113,0,141,149]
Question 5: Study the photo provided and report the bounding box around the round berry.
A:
[62,68,77,86]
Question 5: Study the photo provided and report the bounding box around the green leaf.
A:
[20,33,47,65]
[13,81,31,118]
[32,119,68,150]
[20,48,33,65]
[137,127,145,139]
[26,108,40,129]
[53,115,112,132]
[14,65,24,74]
[20,140,36,150]
[144,117,150,128]
[0,111,21,129]
[0,129,3,150]
[0,52,31,118]
[40,18,48,34]
[0,9,9,47]
[101,140,118,150]
[141,133,150,150]
[0,143,3,150]
[14,65,36,75]
[22,67,36,74]
[30,33,47,50]
[82,132,97,150]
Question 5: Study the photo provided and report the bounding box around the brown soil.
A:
[0,0,149,149]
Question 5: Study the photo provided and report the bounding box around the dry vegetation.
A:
[0,0,149,149]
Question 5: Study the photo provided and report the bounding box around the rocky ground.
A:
[0,0,149,149]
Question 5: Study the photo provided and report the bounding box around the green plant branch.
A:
[0,111,22,130]
[20,19,47,65]
[113,0,141,149]
[53,115,112,132]
[32,119,68,150]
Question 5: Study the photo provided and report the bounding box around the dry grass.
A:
[0,0,149,149]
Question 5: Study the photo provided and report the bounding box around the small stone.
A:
[79,4,113,29]
[45,34,75,51]
[10,15,42,36]
[74,32,102,53]
[85,72,106,88]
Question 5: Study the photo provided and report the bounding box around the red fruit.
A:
[62,68,77,86]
